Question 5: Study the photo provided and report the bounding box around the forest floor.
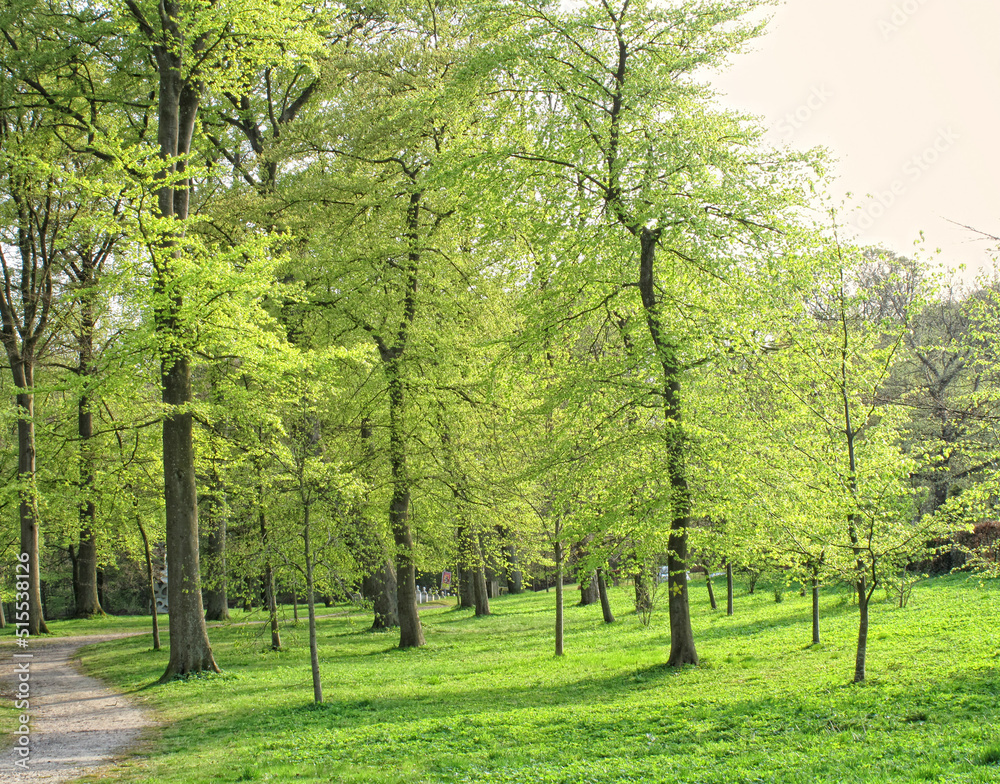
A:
[0,633,155,782]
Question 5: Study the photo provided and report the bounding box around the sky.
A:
[710,0,1000,283]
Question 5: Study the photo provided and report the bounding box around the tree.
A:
[505,0,822,665]
[283,0,525,648]
[0,99,72,635]
[749,238,940,682]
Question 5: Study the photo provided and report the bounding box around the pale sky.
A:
[711,0,1000,282]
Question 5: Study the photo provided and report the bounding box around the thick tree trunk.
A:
[363,561,399,630]
[726,563,734,616]
[597,567,615,624]
[160,357,218,679]
[149,48,217,681]
[459,568,475,608]
[579,571,598,606]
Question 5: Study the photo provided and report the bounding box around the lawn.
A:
[19,575,1000,782]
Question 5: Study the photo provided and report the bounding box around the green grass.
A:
[11,576,1000,783]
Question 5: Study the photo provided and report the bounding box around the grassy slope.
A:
[15,576,1000,783]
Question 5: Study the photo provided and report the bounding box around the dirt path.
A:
[1,634,154,782]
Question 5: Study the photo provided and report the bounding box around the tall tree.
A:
[506,0,822,665]
[0,110,62,635]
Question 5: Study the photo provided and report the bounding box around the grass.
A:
[6,575,1000,783]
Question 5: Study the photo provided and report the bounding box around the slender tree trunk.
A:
[358,420,398,630]
[15,368,47,635]
[634,567,652,615]
[202,476,229,621]
[706,569,717,611]
[812,573,820,646]
[473,534,490,616]
[637,228,696,666]
[597,567,615,624]
[303,504,322,703]
[554,538,564,656]
[260,507,281,650]
[854,575,869,683]
[726,563,734,616]
[137,516,161,651]
[75,299,102,618]
[69,545,80,612]
[474,564,490,616]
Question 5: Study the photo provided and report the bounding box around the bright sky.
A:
[711,0,1000,282]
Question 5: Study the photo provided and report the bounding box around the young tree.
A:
[750,239,940,682]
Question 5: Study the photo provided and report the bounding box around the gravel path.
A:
[1,634,154,782]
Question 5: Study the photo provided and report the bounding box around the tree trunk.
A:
[597,567,615,624]
[637,228,697,667]
[634,568,652,616]
[854,575,871,683]
[392,489,424,648]
[260,507,281,650]
[726,563,734,616]
[459,568,475,608]
[812,574,820,646]
[137,516,161,650]
[706,569,717,611]
[160,359,217,678]
[385,355,424,648]
[474,534,491,615]
[474,564,490,616]
[304,504,323,703]
[16,371,48,635]
[503,542,523,594]
[75,298,102,618]
[554,538,564,656]
[363,561,399,630]
[202,480,229,621]
[579,570,598,606]
[147,44,217,682]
